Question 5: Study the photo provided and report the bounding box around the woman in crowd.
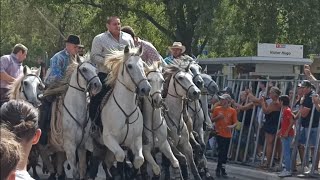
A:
[0,100,42,180]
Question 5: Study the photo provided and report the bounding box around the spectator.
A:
[0,100,41,180]
[260,86,281,168]
[0,126,22,180]
[233,90,255,161]
[278,95,295,177]
[37,57,46,80]
[0,44,28,107]
[211,94,238,177]
[299,80,320,173]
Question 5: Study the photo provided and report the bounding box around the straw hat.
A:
[168,42,186,53]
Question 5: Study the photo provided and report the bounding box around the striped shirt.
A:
[91,31,134,72]
[135,38,163,65]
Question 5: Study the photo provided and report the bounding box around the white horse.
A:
[163,65,202,180]
[62,61,102,179]
[9,66,44,107]
[142,62,181,179]
[100,46,151,170]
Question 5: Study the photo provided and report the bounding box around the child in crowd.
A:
[278,95,295,177]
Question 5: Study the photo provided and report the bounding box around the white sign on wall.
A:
[257,43,303,58]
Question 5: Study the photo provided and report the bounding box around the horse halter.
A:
[146,70,163,108]
[20,74,44,106]
[171,71,196,99]
[69,62,99,92]
[119,56,148,93]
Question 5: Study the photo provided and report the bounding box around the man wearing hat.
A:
[211,94,238,177]
[164,42,194,65]
[298,80,320,173]
[44,34,81,85]
[40,34,81,145]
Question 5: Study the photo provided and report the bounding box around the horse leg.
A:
[143,145,161,177]
[38,145,55,177]
[102,134,125,162]
[179,142,202,180]
[160,141,182,180]
[130,136,144,169]
[78,148,87,179]
[64,141,79,179]
[56,152,67,180]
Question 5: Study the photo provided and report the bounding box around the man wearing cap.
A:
[121,26,165,65]
[40,34,81,145]
[298,80,320,173]
[44,34,81,85]
[211,94,238,177]
[164,42,194,65]
[0,43,28,107]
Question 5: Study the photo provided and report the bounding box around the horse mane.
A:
[43,62,79,97]
[8,74,24,100]
[103,48,141,87]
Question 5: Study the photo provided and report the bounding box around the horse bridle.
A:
[68,62,99,92]
[20,74,44,106]
[118,55,148,93]
[168,70,196,99]
[145,70,163,108]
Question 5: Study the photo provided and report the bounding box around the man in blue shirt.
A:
[44,35,81,85]
[40,35,81,145]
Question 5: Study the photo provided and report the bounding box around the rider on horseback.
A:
[39,35,81,145]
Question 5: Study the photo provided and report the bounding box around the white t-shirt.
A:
[15,170,34,180]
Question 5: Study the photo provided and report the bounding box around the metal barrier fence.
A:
[206,78,320,177]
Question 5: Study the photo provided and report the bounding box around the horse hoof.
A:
[47,173,56,180]
[115,150,125,162]
[153,165,161,177]
[206,176,214,180]
[133,156,144,169]
[152,174,160,180]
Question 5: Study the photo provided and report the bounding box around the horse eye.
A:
[127,64,133,69]
[148,79,152,82]
[23,81,28,86]
[178,76,183,80]
[82,67,87,72]
[38,84,44,90]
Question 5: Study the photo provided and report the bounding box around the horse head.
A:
[122,46,151,96]
[145,62,164,108]
[200,74,219,95]
[187,62,204,89]
[165,65,200,101]
[76,62,102,96]
[16,66,45,107]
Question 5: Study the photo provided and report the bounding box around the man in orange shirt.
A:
[211,94,238,177]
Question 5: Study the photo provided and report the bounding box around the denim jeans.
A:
[216,136,231,168]
[281,136,293,172]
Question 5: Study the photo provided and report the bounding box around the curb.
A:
[207,161,307,180]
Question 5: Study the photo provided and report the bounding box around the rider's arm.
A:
[0,56,15,82]
[90,36,105,67]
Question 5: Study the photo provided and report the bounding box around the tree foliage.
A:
[0,0,319,66]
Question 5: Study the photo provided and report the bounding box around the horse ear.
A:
[137,46,143,56]
[23,65,31,75]
[143,61,150,71]
[185,61,191,72]
[124,45,130,54]
[36,67,41,77]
